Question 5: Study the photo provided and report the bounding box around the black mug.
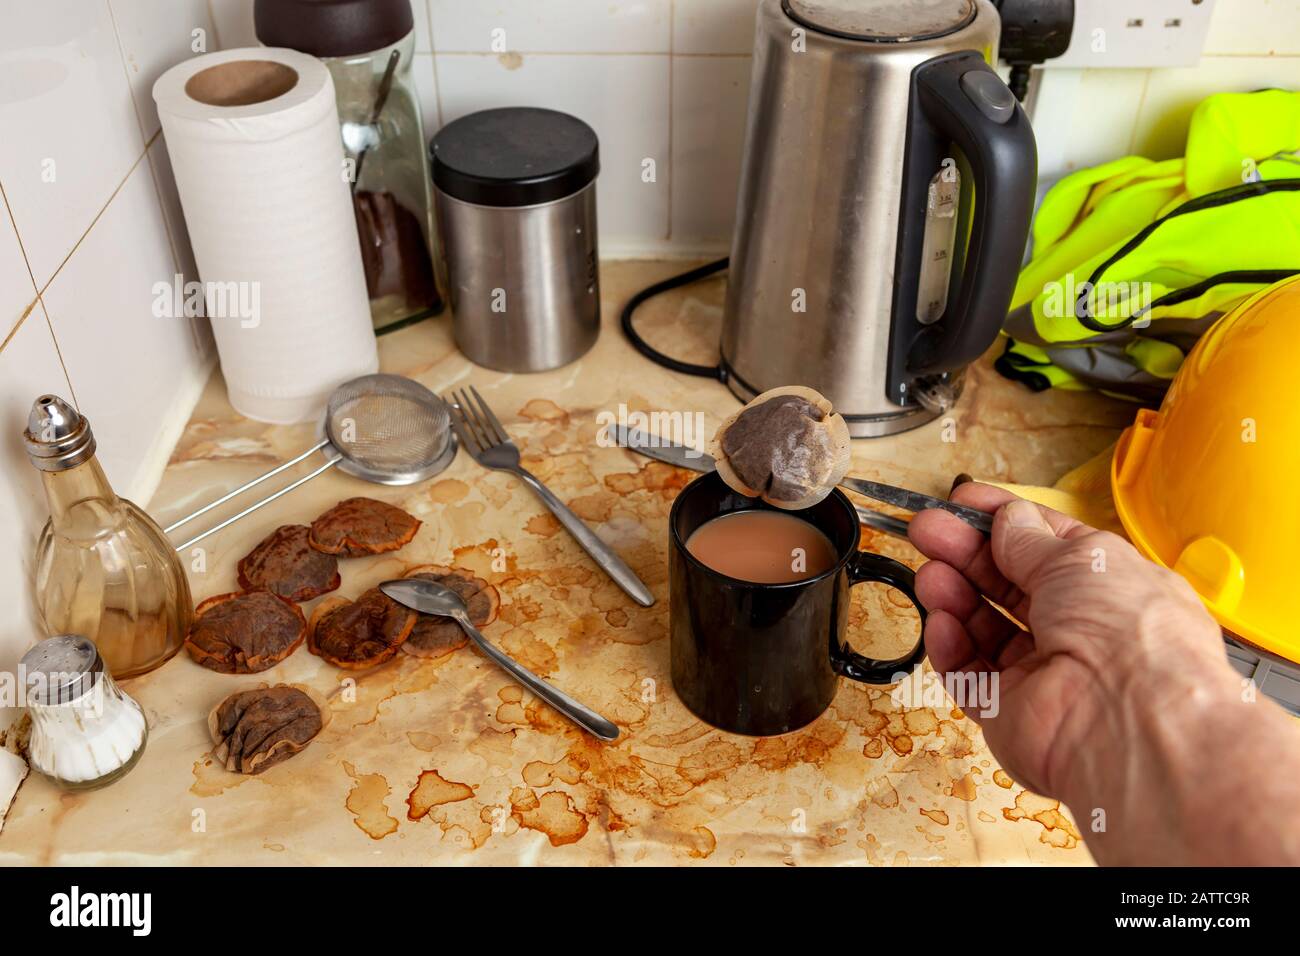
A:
[669,471,927,736]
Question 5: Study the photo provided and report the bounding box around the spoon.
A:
[379,578,620,742]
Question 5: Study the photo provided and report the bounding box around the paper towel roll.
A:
[153,48,378,424]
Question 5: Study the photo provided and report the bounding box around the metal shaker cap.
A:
[23,394,96,472]
[20,635,105,706]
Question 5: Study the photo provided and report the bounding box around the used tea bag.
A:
[185,590,306,674]
[208,684,329,775]
[709,386,851,510]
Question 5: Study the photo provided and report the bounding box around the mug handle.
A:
[831,552,928,685]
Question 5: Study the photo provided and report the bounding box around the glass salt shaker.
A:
[21,635,148,792]
[255,0,445,332]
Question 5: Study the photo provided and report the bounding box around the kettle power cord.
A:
[618,257,729,379]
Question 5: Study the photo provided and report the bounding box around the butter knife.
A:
[611,424,991,537]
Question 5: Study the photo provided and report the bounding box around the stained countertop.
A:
[0,261,1134,866]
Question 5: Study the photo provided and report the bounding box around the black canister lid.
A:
[254,0,414,58]
[431,108,600,207]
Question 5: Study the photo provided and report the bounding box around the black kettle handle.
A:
[887,52,1037,390]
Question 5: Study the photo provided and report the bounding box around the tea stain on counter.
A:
[604,461,694,500]
[406,731,441,751]
[1003,790,1082,849]
[685,825,716,859]
[948,770,979,802]
[343,761,399,840]
[498,626,558,677]
[867,777,900,809]
[467,727,517,769]
[190,755,248,797]
[524,512,561,537]
[510,787,590,846]
[406,769,475,821]
[518,398,569,424]
[426,478,469,504]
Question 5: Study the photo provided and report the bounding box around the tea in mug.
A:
[685,509,836,584]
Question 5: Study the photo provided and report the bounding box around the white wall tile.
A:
[670,55,751,243]
[1132,55,1300,158]
[413,51,441,135]
[436,53,671,243]
[146,138,198,284]
[412,0,432,52]
[1205,0,1300,56]
[109,0,216,138]
[208,0,257,49]
[40,162,206,503]
[674,0,760,55]
[0,210,75,676]
[0,0,145,289]
[1034,68,1149,181]
[430,0,672,53]
[145,137,212,359]
[0,211,40,341]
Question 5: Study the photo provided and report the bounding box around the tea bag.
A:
[208,684,329,775]
[709,385,851,510]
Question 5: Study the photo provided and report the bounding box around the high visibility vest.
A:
[997,89,1300,402]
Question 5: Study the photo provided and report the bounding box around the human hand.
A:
[907,482,1230,804]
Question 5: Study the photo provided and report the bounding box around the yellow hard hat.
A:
[1112,274,1300,663]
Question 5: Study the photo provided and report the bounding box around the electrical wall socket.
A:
[1049,0,1218,68]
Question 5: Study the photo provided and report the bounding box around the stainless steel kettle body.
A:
[722,0,1037,436]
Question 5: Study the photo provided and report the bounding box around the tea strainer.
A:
[166,374,455,550]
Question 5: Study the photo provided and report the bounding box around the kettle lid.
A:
[784,0,976,41]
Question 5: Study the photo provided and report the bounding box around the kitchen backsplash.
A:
[0,0,1296,682]
[208,0,1300,251]
[0,0,217,686]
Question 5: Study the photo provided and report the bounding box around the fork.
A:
[447,386,656,607]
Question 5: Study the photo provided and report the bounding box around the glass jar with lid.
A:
[255,0,444,332]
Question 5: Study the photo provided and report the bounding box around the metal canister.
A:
[431,107,600,372]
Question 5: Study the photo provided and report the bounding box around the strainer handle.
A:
[163,439,331,534]
[172,451,342,552]
[514,467,656,607]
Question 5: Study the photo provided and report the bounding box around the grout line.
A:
[110,0,213,360]
[205,0,224,50]
[666,0,675,242]
[107,0,186,282]
[0,180,42,347]
[426,0,444,128]
[0,181,80,407]
[0,298,37,355]
[1127,69,1153,155]
[33,298,81,412]
[106,0,154,144]
[34,130,159,299]
[142,147,182,277]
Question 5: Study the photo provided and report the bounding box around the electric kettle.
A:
[722,0,1037,436]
